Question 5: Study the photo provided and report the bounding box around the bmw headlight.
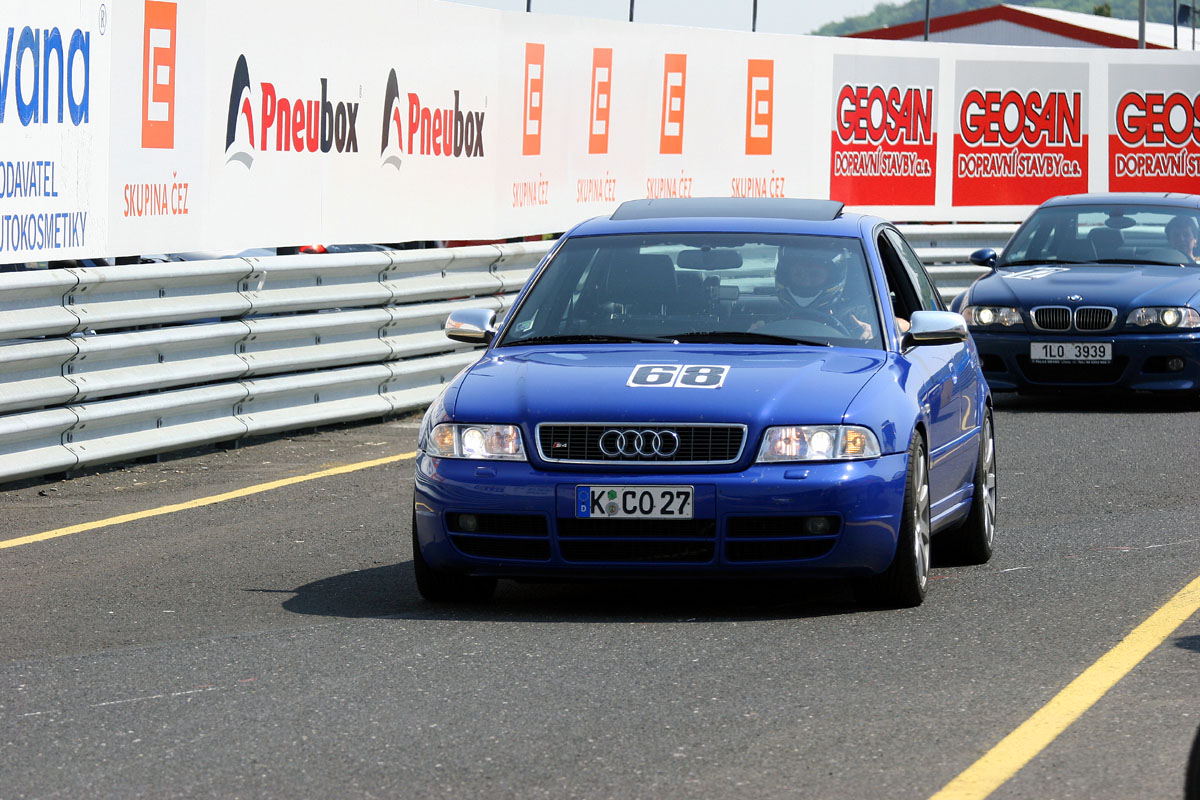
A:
[962,305,1023,327]
[756,425,881,463]
[426,423,527,460]
[1125,307,1200,329]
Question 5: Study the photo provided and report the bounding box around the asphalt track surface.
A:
[2,396,1199,800]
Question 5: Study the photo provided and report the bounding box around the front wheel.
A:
[412,510,497,603]
[858,435,930,609]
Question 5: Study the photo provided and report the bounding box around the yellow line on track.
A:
[929,572,1200,800]
[0,451,418,550]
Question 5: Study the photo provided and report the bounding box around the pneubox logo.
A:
[379,68,486,170]
[224,54,361,168]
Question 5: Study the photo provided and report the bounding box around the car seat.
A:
[1057,238,1096,262]
[604,254,677,315]
[1087,227,1124,259]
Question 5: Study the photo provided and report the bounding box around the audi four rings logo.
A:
[599,429,681,458]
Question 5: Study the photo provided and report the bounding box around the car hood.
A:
[969,264,1200,310]
[450,345,886,427]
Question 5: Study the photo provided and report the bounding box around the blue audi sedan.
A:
[952,193,1200,394]
[413,198,995,608]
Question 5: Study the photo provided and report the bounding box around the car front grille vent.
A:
[537,424,746,464]
[1074,307,1116,331]
[1031,306,1116,332]
[1032,306,1071,331]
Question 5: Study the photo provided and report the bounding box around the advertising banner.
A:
[829,55,940,208]
[1107,63,1200,193]
[952,60,1090,206]
[108,0,204,258]
[0,0,109,263]
[3,0,1199,261]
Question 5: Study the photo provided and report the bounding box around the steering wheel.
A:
[759,307,852,337]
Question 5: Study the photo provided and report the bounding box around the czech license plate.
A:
[1030,342,1112,364]
[576,485,694,519]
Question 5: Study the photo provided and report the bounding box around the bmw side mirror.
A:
[969,248,998,271]
[445,307,498,344]
[903,310,969,349]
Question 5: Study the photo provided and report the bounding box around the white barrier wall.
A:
[2,0,1198,262]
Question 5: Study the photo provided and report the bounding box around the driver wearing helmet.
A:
[771,241,876,340]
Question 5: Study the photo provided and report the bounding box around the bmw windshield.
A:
[999,204,1200,268]
[497,233,884,350]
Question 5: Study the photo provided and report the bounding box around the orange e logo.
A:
[588,48,612,155]
[745,59,773,156]
[141,0,177,149]
[522,42,545,156]
[659,53,687,155]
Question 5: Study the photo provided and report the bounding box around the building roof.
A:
[850,3,1197,50]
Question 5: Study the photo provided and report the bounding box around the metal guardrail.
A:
[0,225,1013,484]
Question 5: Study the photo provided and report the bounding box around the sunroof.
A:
[610,197,845,221]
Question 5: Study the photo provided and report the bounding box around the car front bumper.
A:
[970,330,1200,392]
[412,452,910,580]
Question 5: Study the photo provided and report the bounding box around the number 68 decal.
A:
[627,364,730,388]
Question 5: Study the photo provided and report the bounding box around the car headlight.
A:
[426,423,527,460]
[961,305,1023,327]
[1125,307,1200,329]
[756,425,881,463]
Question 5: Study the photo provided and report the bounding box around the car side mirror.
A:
[903,310,969,349]
[969,248,998,271]
[445,307,497,344]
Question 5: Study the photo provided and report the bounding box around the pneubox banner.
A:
[4,0,1199,261]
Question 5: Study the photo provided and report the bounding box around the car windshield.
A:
[999,204,1200,268]
[496,233,883,350]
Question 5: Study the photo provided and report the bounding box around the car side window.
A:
[884,228,942,311]
[875,231,920,323]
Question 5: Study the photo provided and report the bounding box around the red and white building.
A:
[850,3,1196,50]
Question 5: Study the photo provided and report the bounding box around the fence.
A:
[0,225,1013,484]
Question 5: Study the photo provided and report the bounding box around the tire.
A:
[1186,721,1200,800]
[949,409,997,565]
[412,510,497,603]
[858,435,930,609]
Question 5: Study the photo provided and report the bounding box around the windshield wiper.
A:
[503,333,676,346]
[1000,259,1075,268]
[667,330,831,347]
[1092,258,1194,267]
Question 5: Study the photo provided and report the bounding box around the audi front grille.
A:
[536,423,747,464]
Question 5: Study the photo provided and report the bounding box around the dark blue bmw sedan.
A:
[952,193,1200,394]
[413,198,995,608]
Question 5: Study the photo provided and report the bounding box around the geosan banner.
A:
[8,0,1200,260]
[1107,63,1200,193]
[952,59,1090,208]
[829,54,940,208]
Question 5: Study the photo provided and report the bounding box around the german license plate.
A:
[575,485,694,519]
[1030,342,1112,364]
